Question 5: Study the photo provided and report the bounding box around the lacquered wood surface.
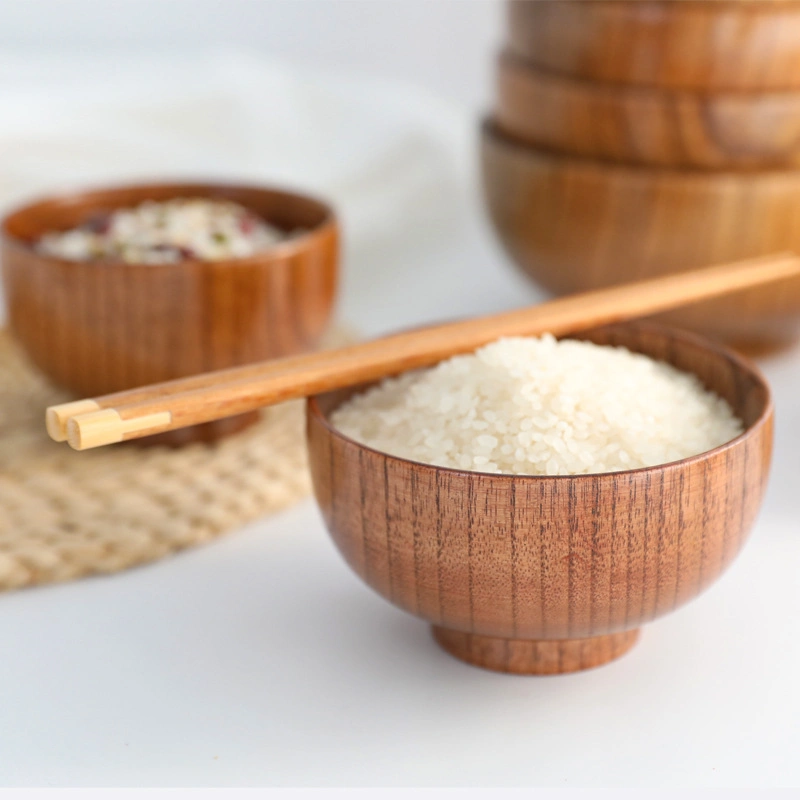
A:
[307,322,773,674]
[496,50,800,168]
[507,0,800,91]
[481,122,800,351]
[1,183,339,443]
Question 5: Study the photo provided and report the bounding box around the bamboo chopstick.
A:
[48,252,800,450]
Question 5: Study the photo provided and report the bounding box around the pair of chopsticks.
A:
[47,253,800,450]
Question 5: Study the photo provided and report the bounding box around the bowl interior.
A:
[2,182,334,245]
[313,322,770,455]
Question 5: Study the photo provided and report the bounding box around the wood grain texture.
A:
[432,627,640,675]
[307,322,774,674]
[1,182,338,444]
[507,0,800,91]
[481,121,800,351]
[495,50,800,169]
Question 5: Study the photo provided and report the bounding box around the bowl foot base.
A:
[128,410,260,448]
[431,626,640,675]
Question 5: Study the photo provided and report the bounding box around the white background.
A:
[0,0,501,112]
[1,0,800,789]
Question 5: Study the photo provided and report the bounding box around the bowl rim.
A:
[307,320,774,482]
[0,179,338,270]
[482,115,800,178]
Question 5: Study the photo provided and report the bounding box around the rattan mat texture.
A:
[0,327,351,591]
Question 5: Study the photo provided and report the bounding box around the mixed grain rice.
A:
[38,197,285,264]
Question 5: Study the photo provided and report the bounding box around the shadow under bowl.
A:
[1,181,339,445]
[306,322,773,675]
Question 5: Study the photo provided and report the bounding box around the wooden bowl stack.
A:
[484,0,800,352]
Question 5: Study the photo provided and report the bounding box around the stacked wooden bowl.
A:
[483,0,800,352]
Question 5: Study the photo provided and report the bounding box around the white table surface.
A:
[1,200,800,789]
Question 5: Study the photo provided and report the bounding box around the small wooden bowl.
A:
[1,182,338,445]
[307,322,773,675]
[496,50,800,169]
[507,0,800,91]
[481,120,800,352]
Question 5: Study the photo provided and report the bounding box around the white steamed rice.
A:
[330,335,743,476]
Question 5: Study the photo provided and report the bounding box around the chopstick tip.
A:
[46,399,101,442]
[67,409,125,450]
[66,408,172,450]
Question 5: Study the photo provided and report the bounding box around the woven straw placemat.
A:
[0,328,351,591]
